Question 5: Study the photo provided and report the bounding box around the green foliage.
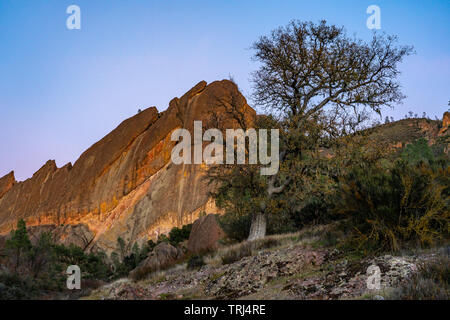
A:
[0,272,37,300]
[6,219,31,252]
[109,225,194,279]
[168,224,192,246]
[147,239,157,251]
[266,210,297,235]
[218,212,252,242]
[336,154,449,253]
[402,138,435,165]
[291,193,337,227]
[5,219,32,274]
[0,220,111,299]
[52,243,110,280]
[110,239,149,279]
[157,234,170,244]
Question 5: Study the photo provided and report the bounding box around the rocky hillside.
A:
[366,112,449,150]
[84,226,448,300]
[0,80,255,254]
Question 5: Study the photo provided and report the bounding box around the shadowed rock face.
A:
[129,242,183,281]
[187,214,225,254]
[0,80,256,254]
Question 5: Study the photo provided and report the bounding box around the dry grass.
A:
[205,224,335,267]
[387,250,449,300]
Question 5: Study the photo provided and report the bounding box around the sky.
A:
[0,0,449,181]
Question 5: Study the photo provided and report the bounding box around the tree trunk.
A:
[247,212,267,241]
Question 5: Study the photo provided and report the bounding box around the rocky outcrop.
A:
[89,244,438,300]
[0,171,16,200]
[439,111,450,136]
[129,242,183,280]
[0,80,256,254]
[187,214,225,254]
[204,246,327,298]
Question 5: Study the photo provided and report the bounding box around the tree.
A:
[5,219,32,273]
[29,232,55,278]
[168,224,192,246]
[402,138,435,165]
[242,20,413,240]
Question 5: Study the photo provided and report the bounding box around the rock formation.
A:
[0,80,256,254]
[129,242,183,281]
[187,214,225,254]
[0,171,15,199]
[439,111,450,136]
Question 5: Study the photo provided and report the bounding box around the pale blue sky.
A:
[0,0,449,180]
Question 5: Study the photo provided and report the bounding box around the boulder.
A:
[187,214,225,254]
[130,242,183,280]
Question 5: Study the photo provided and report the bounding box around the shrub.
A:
[147,239,157,251]
[320,230,341,247]
[54,243,110,280]
[0,220,112,299]
[0,273,37,300]
[336,157,449,253]
[218,212,252,242]
[168,224,192,246]
[401,138,435,165]
[109,240,150,279]
[187,255,205,270]
[157,234,170,244]
[388,251,449,300]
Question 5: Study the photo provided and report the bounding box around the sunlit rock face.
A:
[0,80,256,254]
[439,111,450,136]
[0,171,15,199]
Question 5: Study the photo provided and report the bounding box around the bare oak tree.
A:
[244,20,414,239]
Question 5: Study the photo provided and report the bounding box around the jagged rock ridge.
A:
[0,80,256,254]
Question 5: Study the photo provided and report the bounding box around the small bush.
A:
[168,224,192,246]
[187,255,205,270]
[0,273,37,300]
[320,230,341,247]
[218,212,252,242]
[110,239,152,279]
[388,252,449,300]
